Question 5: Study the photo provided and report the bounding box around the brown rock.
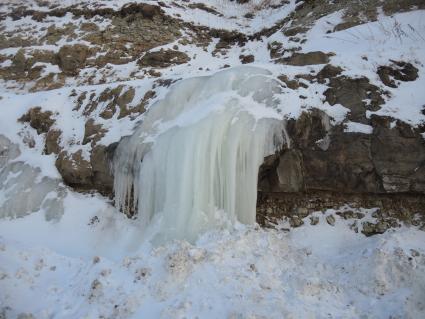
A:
[239,54,254,64]
[259,107,425,197]
[278,75,301,90]
[55,150,92,187]
[31,73,65,92]
[283,27,308,37]
[188,3,221,15]
[117,87,135,118]
[316,64,343,83]
[44,129,61,155]
[289,216,304,228]
[57,44,90,75]
[19,107,55,134]
[324,76,384,123]
[12,49,27,73]
[377,60,418,88]
[362,221,389,236]
[90,144,116,196]
[268,41,283,59]
[138,49,190,68]
[278,51,330,66]
[120,3,162,19]
[83,119,106,145]
[371,117,425,193]
[80,22,99,32]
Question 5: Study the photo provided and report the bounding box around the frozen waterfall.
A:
[114,66,286,242]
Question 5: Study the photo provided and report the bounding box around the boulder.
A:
[55,150,93,187]
[55,145,115,197]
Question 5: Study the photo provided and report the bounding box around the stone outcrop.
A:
[259,109,425,195]
[138,49,190,68]
[83,119,107,146]
[257,106,425,233]
[19,107,55,134]
[377,61,418,88]
[55,145,116,196]
[55,150,93,187]
[44,129,62,155]
[323,76,385,123]
[256,61,425,232]
[57,44,90,75]
[5,0,422,237]
[74,85,147,120]
[278,51,331,66]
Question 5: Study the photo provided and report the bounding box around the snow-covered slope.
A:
[1,0,425,318]
[2,207,425,319]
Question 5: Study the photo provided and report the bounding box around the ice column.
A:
[114,66,286,242]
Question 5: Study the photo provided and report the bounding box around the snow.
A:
[304,10,425,127]
[1,204,425,319]
[344,121,374,134]
[0,2,425,318]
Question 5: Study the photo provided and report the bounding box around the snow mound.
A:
[1,217,425,319]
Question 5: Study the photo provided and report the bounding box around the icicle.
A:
[113,66,286,242]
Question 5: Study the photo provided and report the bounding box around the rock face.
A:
[323,76,384,123]
[259,109,425,195]
[55,145,116,196]
[257,62,425,230]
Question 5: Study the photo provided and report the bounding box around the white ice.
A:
[114,66,286,242]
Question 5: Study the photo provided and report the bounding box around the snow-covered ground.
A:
[1,204,425,318]
[1,1,425,318]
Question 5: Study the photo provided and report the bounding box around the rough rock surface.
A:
[57,44,91,75]
[55,146,115,196]
[377,61,419,88]
[278,51,330,66]
[1,0,423,237]
[19,107,55,134]
[44,129,61,155]
[258,109,425,195]
[138,49,190,68]
[323,76,385,123]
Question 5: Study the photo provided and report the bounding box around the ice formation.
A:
[0,135,65,220]
[114,66,286,242]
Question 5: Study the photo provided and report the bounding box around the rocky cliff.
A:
[1,0,424,234]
